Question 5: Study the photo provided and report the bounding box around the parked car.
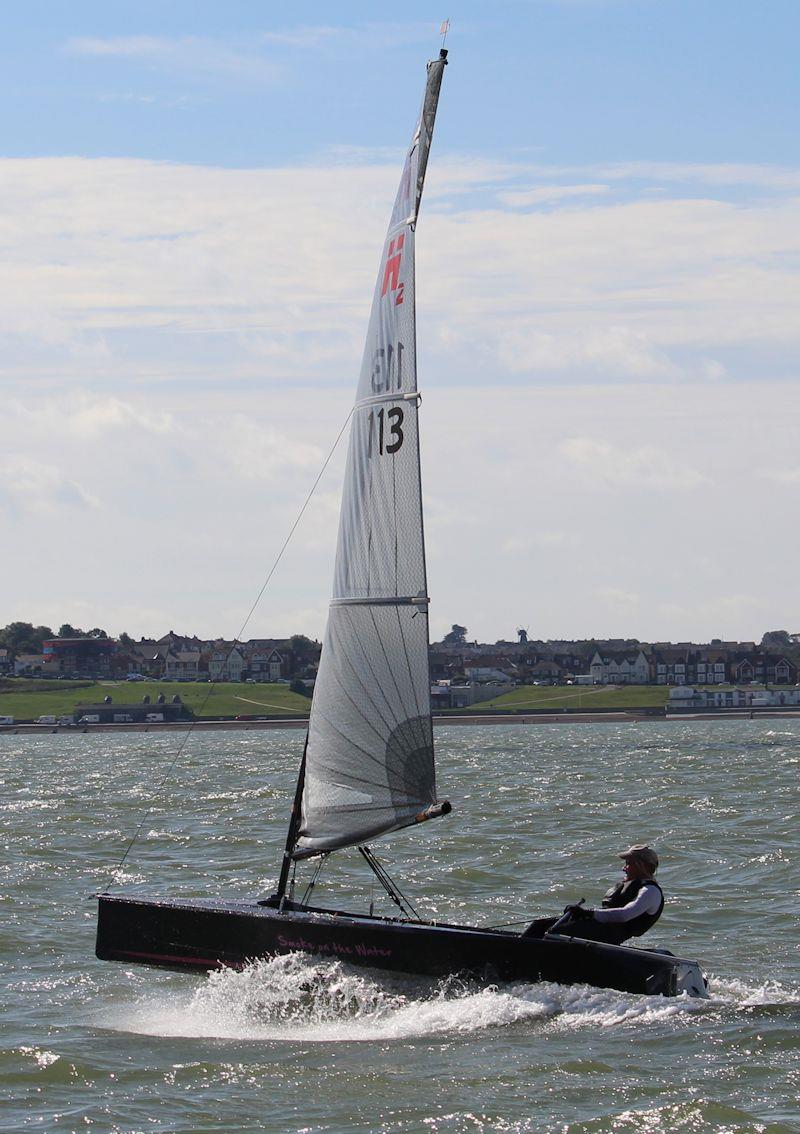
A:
[35,715,57,725]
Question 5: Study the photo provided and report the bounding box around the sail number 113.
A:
[366,406,404,457]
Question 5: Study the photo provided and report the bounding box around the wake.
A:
[92,954,800,1043]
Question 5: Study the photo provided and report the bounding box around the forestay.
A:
[294,52,448,859]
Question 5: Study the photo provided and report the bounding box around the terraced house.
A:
[589,649,650,685]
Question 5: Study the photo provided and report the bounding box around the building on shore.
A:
[668,685,800,711]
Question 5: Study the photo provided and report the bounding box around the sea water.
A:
[1,720,798,1133]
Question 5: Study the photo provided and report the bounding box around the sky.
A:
[2,0,799,646]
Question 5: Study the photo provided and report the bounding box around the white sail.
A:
[295,52,448,859]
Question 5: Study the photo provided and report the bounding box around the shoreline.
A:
[4,708,800,736]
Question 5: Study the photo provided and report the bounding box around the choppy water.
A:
[2,720,799,1133]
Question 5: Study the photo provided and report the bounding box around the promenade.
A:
[5,708,800,735]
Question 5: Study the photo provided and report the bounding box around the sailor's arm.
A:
[590,883,662,924]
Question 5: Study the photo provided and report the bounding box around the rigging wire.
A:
[102,405,355,892]
[300,853,329,906]
[358,845,423,921]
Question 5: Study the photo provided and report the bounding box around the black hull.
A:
[96,894,707,997]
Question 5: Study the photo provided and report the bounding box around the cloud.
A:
[259,26,342,49]
[0,457,99,514]
[67,35,171,58]
[517,161,800,193]
[2,380,798,643]
[587,162,800,192]
[97,92,158,105]
[63,23,440,85]
[64,36,284,85]
[419,181,800,384]
[66,398,174,438]
[2,154,800,641]
[498,184,611,208]
[3,155,800,394]
[10,395,175,441]
[595,587,641,613]
[558,438,706,491]
[493,325,679,381]
[502,531,576,553]
[214,415,324,483]
[259,22,444,52]
[656,593,769,631]
[759,468,800,485]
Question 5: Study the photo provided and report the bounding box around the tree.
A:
[88,628,108,639]
[0,622,53,654]
[118,631,133,647]
[442,624,467,646]
[290,634,314,656]
[761,630,792,648]
[1,622,34,650]
[58,624,83,638]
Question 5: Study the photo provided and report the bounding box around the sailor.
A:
[521,843,665,944]
[560,844,664,945]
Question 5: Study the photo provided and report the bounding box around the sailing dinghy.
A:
[96,50,707,999]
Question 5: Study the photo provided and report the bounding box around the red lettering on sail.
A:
[381,234,405,304]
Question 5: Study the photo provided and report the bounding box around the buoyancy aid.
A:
[600,877,664,940]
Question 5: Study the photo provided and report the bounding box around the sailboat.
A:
[96,50,707,999]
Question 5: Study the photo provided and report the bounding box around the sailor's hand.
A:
[563,903,592,920]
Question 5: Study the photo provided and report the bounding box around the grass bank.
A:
[0,679,310,721]
[451,685,670,712]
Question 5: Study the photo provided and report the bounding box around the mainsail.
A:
[293,51,448,860]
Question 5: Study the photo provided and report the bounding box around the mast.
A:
[272,738,307,906]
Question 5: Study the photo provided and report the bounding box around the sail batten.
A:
[294,52,447,861]
[330,595,428,606]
